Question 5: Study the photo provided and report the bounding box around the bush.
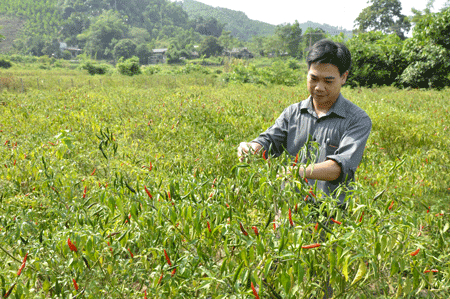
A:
[62,50,72,60]
[346,32,407,88]
[117,56,141,76]
[81,61,110,75]
[143,65,161,75]
[0,58,12,69]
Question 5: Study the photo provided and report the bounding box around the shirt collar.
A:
[300,93,347,118]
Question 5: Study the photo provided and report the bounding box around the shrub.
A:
[346,32,407,88]
[117,56,141,76]
[0,58,12,69]
[143,65,161,75]
[81,61,110,75]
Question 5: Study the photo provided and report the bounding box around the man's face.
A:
[307,62,348,106]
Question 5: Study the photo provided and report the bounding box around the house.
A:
[223,48,254,59]
[59,42,82,58]
[149,48,168,64]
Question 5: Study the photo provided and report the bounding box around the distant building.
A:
[223,47,254,59]
[149,48,168,64]
[59,42,82,58]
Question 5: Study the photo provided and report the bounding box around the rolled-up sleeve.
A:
[252,107,291,157]
[326,114,372,183]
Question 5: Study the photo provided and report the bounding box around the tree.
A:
[135,44,151,65]
[199,36,223,58]
[113,39,137,61]
[354,0,411,39]
[399,8,450,88]
[276,21,303,58]
[303,28,326,52]
[409,0,435,25]
[77,10,128,60]
[191,17,225,37]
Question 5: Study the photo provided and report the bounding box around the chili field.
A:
[0,68,449,298]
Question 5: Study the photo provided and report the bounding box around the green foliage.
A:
[81,60,110,75]
[113,39,137,62]
[399,8,450,89]
[142,65,161,75]
[276,21,303,58]
[182,0,275,41]
[117,56,141,76]
[346,32,407,87]
[354,0,411,39]
[0,58,12,68]
[78,10,127,60]
[0,69,449,298]
[199,36,223,58]
[189,16,225,38]
[222,59,304,86]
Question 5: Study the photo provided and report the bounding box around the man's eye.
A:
[326,81,333,84]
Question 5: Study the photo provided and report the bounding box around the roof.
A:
[152,48,168,53]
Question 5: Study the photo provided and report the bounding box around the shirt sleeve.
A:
[326,113,372,183]
[251,107,291,157]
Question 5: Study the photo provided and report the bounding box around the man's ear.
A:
[341,71,349,85]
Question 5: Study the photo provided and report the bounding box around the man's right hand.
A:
[237,142,263,162]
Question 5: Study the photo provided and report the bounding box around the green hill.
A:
[181,0,276,40]
[0,15,25,54]
[181,0,352,40]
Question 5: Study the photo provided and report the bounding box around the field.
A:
[0,64,450,298]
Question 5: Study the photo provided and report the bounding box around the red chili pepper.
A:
[3,283,16,298]
[226,203,229,208]
[144,186,153,199]
[273,219,276,231]
[314,223,318,231]
[292,153,299,167]
[388,201,394,210]
[73,279,79,291]
[17,252,28,277]
[359,212,364,223]
[251,226,259,236]
[289,208,294,227]
[90,168,96,176]
[158,272,164,284]
[4,140,9,145]
[171,268,177,277]
[304,177,309,184]
[304,195,309,201]
[330,218,342,225]
[294,204,298,213]
[13,160,16,166]
[128,248,134,258]
[302,243,321,249]
[431,269,439,273]
[149,161,152,171]
[410,248,420,256]
[168,192,171,200]
[212,178,217,188]
[68,238,78,252]
[309,188,316,198]
[207,221,212,233]
[164,249,172,266]
[82,186,87,199]
[144,290,148,299]
[251,282,260,299]
[262,150,267,161]
[427,206,430,213]
[239,222,249,236]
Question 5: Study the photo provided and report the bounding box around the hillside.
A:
[181,0,276,40]
[181,0,352,40]
[0,15,25,54]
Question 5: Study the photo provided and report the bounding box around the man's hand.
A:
[237,142,263,162]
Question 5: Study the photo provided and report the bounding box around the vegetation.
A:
[0,62,449,298]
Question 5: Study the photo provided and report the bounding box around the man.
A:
[238,39,372,204]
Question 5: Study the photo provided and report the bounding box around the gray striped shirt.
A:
[253,93,372,204]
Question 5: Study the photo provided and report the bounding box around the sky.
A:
[188,0,448,31]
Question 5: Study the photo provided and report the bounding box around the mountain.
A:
[180,0,352,40]
[181,0,276,40]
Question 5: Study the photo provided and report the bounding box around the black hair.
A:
[306,39,352,76]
